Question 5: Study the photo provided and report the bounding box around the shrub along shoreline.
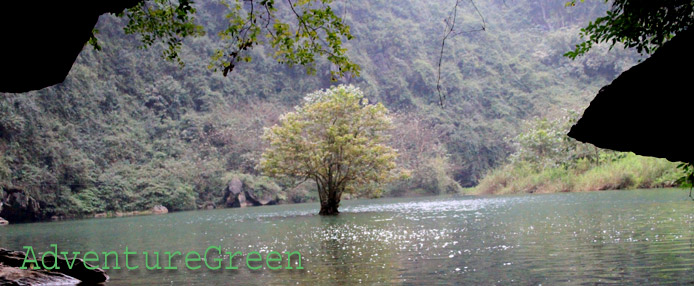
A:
[470,111,683,195]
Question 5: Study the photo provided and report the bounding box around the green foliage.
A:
[407,156,462,195]
[261,85,398,200]
[386,113,461,196]
[114,0,359,78]
[675,163,694,190]
[122,0,205,66]
[565,0,694,58]
[475,110,683,195]
[573,153,681,190]
[510,110,602,170]
[0,0,644,218]
[212,0,359,79]
[476,153,682,195]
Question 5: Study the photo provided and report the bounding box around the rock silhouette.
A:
[1,1,140,93]
[569,28,694,163]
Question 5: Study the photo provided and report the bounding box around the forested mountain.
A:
[0,0,641,219]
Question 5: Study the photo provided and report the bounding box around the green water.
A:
[2,189,694,285]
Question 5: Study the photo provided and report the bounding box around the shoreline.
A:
[1,187,681,226]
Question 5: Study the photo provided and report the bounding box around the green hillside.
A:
[0,0,643,219]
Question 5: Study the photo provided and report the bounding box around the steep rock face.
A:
[223,176,280,208]
[569,28,694,163]
[0,187,41,223]
[223,177,246,207]
[1,1,140,93]
[242,183,278,206]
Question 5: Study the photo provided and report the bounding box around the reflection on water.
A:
[2,189,694,285]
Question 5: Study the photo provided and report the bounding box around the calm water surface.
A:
[2,189,694,285]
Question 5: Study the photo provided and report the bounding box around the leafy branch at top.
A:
[91,0,358,79]
[564,0,694,59]
[122,0,205,67]
[211,0,359,80]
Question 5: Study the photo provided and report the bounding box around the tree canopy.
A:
[260,85,398,215]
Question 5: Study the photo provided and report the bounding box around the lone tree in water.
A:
[260,85,398,215]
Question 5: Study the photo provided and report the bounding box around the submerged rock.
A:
[46,256,109,284]
[0,264,80,286]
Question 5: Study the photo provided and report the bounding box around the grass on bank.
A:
[473,152,682,195]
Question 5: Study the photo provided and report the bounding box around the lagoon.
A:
[2,188,694,285]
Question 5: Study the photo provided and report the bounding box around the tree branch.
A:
[436,0,486,107]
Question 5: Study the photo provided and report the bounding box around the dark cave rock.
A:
[569,28,694,163]
[1,1,141,93]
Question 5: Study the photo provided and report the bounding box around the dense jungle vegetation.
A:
[0,0,657,219]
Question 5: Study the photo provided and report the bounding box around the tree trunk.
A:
[318,188,341,215]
